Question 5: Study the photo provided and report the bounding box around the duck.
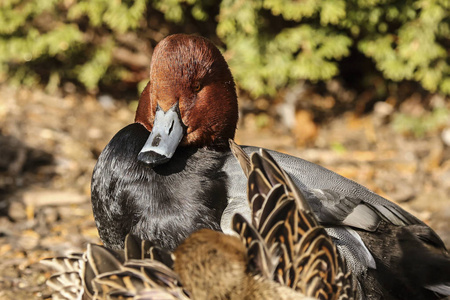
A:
[227,141,355,299]
[44,149,351,300]
[91,33,450,299]
[174,146,354,300]
[42,233,189,299]
[91,34,233,251]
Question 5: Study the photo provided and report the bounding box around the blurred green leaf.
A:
[392,108,450,138]
[76,39,113,91]
[0,0,448,97]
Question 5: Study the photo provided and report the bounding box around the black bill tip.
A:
[138,150,170,167]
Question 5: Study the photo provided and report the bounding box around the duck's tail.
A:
[398,226,450,297]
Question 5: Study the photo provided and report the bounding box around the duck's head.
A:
[135,34,238,166]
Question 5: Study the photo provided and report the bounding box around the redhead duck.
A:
[45,149,351,299]
[91,34,450,299]
[91,34,234,251]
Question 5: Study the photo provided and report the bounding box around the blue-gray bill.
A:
[138,103,186,166]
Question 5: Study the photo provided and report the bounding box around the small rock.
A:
[0,217,14,236]
[17,233,40,250]
[441,127,450,147]
[87,127,103,139]
[42,207,59,224]
[63,82,76,94]
[97,94,115,110]
[373,101,394,118]
[8,201,27,221]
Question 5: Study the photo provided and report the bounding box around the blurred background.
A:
[0,0,449,299]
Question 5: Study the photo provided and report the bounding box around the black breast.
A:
[91,123,228,250]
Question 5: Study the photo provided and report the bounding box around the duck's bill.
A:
[138,103,186,167]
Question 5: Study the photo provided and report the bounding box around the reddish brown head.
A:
[135,34,238,151]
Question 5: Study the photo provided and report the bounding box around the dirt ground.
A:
[0,85,449,299]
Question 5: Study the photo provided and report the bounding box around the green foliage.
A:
[357,0,449,94]
[392,107,450,137]
[0,0,449,97]
[68,0,147,33]
[75,39,113,90]
[218,0,352,96]
[331,141,347,154]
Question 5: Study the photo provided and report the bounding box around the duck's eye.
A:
[193,82,202,92]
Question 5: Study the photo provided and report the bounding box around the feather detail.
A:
[230,141,355,300]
